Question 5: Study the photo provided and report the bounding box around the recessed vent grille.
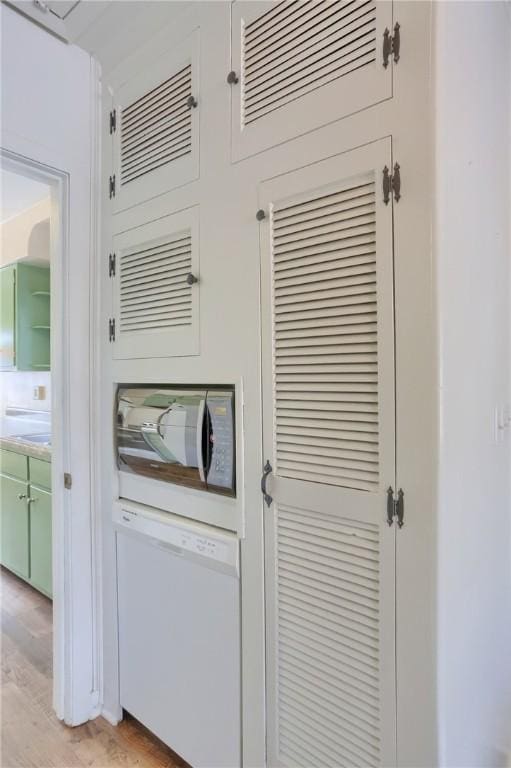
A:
[120,232,192,333]
[276,504,381,768]
[242,0,377,125]
[272,177,379,492]
[120,64,192,186]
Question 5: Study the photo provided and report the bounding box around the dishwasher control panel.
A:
[114,501,239,575]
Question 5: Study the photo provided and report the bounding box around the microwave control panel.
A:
[207,392,235,493]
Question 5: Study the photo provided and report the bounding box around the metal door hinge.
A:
[108,318,116,342]
[109,174,116,199]
[109,109,116,134]
[387,486,404,527]
[383,22,400,69]
[64,473,72,490]
[108,252,116,277]
[383,163,401,204]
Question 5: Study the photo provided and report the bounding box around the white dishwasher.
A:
[114,501,241,768]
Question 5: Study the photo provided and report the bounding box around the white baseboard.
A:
[100,706,123,726]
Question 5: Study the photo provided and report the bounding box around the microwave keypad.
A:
[207,396,234,490]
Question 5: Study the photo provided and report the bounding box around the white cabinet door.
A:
[112,206,200,360]
[231,0,394,161]
[112,28,200,213]
[259,137,397,767]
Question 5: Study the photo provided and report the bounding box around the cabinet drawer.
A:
[29,457,52,490]
[0,449,28,481]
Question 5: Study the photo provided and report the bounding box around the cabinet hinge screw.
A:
[227,71,239,85]
[256,209,266,221]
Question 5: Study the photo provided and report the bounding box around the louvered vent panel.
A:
[272,177,379,492]
[120,233,192,333]
[121,64,192,186]
[276,504,381,768]
[242,0,377,125]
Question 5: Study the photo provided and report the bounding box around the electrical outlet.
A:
[33,386,46,401]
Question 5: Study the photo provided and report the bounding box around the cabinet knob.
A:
[187,95,198,109]
[17,493,27,500]
[227,70,239,85]
[28,497,38,504]
[186,273,198,285]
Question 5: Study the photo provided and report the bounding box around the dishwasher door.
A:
[115,502,240,768]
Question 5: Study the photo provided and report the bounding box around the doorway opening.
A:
[0,153,71,722]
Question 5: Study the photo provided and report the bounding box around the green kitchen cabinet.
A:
[0,262,50,371]
[0,474,30,580]
[29,485,52,597]
[0,450,52,598]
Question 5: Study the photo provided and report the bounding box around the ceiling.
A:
[3,1,190,73]
[0,170,50,224]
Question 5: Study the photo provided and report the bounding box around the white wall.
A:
[1,197,50,266]
[435,3,511,765]
[1,4,98,726]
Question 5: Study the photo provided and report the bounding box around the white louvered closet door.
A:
[112,29,199,213]
[260,138,396,768]
[231,0,394,160]
[112,206,199,360]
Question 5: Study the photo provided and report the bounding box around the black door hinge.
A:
[108,252,116,277]
[108,318,116,342]
[383,163,401,205]
[109,174,116,199]
[387,486,404,528]
[109,109,116,134]
[383,22,400,69]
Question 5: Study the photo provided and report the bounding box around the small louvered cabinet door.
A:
[112,29,199,213]
[231,0,393,161]
[112,207,199,360]
[260,137,397,767]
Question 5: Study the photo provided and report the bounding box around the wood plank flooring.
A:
[1,566,189,768]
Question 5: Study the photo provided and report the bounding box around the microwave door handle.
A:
[197,398,206,483]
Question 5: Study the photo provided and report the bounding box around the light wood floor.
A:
[1,567,189,768]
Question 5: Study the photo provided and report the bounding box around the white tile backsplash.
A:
[0,371,51,436]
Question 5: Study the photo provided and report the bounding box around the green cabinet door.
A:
[0,265,16,369]
[29,486,52,597]
[0,474,30,579]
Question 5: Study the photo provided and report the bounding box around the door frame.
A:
[1,148,100,725]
